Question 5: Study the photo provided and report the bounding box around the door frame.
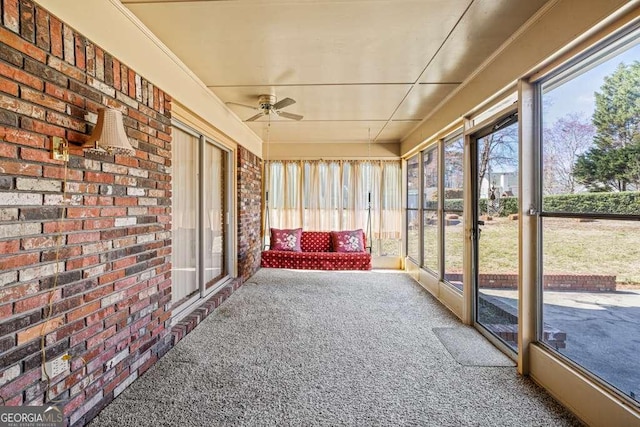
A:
[466,107,519,359]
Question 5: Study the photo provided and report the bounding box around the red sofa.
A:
[261,231,372,271]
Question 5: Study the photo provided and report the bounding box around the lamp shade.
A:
[86,108,135,156]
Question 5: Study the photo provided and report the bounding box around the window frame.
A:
[406,154,421,264]
[534,22,640,405]
[422,144,440,274]
[442,132,465,290]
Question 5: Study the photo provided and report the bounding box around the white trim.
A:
[530,345,640,426]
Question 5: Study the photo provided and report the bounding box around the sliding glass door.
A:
[472,115,520,352]
[171,123,232,318]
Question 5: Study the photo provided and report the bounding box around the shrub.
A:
[543,191,640,215]
[439,192,640,216]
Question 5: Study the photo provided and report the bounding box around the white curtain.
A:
[203,143,225,284]
[304,161,341,231]
[171,127,199,304]
[266,161,302,230]
[264,160,402,242]
[378,162,402,240]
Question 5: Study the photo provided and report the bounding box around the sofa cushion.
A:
[331,229,365,252]
[300,231,332,252]
[270,228,302,252]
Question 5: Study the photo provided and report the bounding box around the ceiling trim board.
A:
[419,82,463,85]
[207,83,416,88]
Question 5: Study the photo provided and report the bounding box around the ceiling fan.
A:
[226,94,303,122]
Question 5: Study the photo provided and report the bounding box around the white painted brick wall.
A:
[16,178,61,192]
[138,198,157,206]
[136,233,154,244]
[44,194,82,206]
[128,168,148,178]
[102,163,129,175]
[19,261,64,282]
[0,364,21,387]
[0,222,41,239]
[114,217,137,227]
[0,271,17,287]
[113,372,138,397]
[127,187,145,196]
[101,291,125,308]
[0,208,18,221]
[0,192,42,205]
[105,348,129,370]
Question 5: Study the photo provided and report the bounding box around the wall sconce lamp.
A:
[51,136,69,162]
[84,108,135,156]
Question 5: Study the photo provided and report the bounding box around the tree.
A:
[592,61,640,149]
[574,61,640,191]
[543,113,595,194]
[574,144,640,192]
[478,120,518,198]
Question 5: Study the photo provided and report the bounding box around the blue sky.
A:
[544,42,640,124]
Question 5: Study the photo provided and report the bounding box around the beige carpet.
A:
[90,269,581,426]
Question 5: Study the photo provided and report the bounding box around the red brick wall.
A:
[446,273,616,292]
[0,1,172,424]
[237,146,262,281]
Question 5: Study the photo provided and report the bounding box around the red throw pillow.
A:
[270,228,302,252]
[331,229,365,253]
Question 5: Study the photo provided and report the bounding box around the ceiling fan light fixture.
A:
[258,94,277,110]
[230,94,303,122]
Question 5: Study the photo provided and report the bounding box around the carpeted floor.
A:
[90,269,582,426]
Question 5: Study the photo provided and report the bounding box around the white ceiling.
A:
[120,0,549,145]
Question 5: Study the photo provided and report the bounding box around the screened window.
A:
[443,135,464,288]
[539,26,640,404]
[406,155,420,262]
[422,146,438,272]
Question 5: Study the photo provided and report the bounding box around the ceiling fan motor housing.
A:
[258,94,277,110]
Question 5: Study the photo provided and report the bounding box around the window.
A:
[443,134,464,288]
[422,146,439,272]
[406,136,465,285]
[265,160,402,256]
[539,27,640,404]
[406,155,420,262]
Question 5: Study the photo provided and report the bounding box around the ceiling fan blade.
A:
[246,111,266,122]
[225,101,259,110]
[276,111,303,121]
[272,97,296,110]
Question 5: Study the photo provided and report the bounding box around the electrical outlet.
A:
[42,353,69,380]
